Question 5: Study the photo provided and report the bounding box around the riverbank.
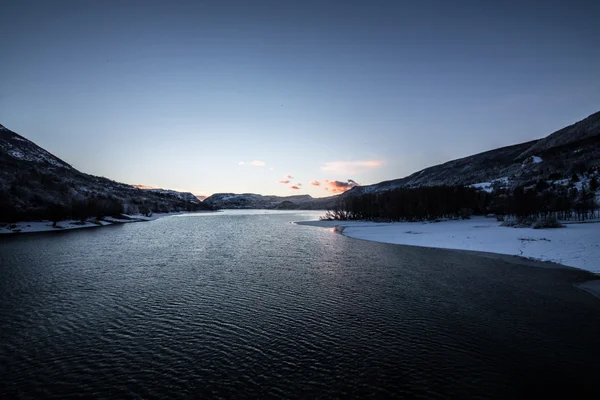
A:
[296,217,600,275]
[0,211,214,234]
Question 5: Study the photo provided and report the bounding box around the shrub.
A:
[547,172,562,180]
[459,208,473,220]
[532,216,564,229]
[536,180,550,191]
[501,219,518,227]
[501,218,533,228]
[571,161,588,175]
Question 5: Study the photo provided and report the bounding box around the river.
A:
[1,210,599,398]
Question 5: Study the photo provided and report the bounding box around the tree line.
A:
[0,193,203,224]
[324,178,599,222]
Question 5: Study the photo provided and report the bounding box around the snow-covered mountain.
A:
[343,111,600,197]
[0,124,212,222]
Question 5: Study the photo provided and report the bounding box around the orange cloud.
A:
[323,179,359,194]
[278,174,295,185]
[290,185,301,190]
[310,180,321,186]
[320,160,384,174]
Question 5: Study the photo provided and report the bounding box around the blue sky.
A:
[1,0,599,197]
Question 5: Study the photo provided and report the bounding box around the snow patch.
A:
[9,149,25,159]
[522,155,543,168]
[469,177,509,193]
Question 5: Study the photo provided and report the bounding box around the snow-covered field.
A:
[296,217,600,275]
[0,212,207,235]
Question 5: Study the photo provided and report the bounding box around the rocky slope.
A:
[518,111,600,159]
[0,124,212,222]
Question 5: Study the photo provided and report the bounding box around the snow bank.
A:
[0,220,107,234]
[0,211,211,235]
[296,217,600,274]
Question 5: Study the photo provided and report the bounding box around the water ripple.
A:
[1,211,599,399]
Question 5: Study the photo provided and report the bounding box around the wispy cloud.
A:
[239,160,266,167]
[310,180,321,186]
[290,185,301,190]
[323,179,359,194]
[320,160,384,174]
[295,183,302,187]
[278,174,294,184]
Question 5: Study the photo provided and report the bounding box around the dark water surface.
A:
[1,211,599,399]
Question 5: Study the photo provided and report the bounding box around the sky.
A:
[1,0,599,198]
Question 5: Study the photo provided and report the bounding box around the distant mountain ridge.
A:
[132,185,201,204]
[203,193,338,210]
[0,124,211,222]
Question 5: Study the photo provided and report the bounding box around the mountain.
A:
[518,111,600,159]
[344,111,600,197]
[0,124,212,222]
[203,193,338,210]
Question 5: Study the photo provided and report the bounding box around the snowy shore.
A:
[0,211,211,235]
[296,217,600,275]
